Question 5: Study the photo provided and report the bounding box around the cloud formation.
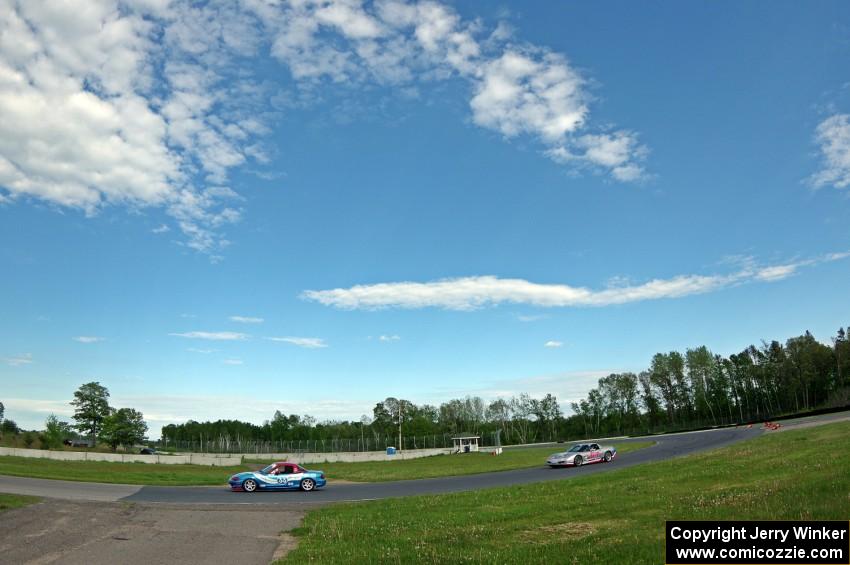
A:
[811,113,850,189]
[4,353,32,366]
[303,252,849,310]
[267,336,328,348]
[169,331,249,341]
[73,336,104,343]
[544,340,563,348]
[0,0,647,256]
[229,315,264,324]
[258,0,647,180]
[0,1,255,254]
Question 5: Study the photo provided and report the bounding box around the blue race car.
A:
[229,461,326,492]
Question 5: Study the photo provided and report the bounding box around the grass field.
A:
[0,442,651,485]
[0,457,249,486]
[252,442,654,483]
[0,493,40,512]
[281,421,850,563]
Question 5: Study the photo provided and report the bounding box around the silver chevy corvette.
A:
[546,442,617,468]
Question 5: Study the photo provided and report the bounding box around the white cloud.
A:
[544,340,563,348]
[229,315,264,324]
[1,0,649,257]
[250,0,647,181]
[547,131,648,181]
[152,224,170,234]
[470,49,585,142]
[811,113,850,189]
[222,358,243,365]
[187,347,214,354]
[4,353,33,366]
[0,1,263,255]
[516,313,546,322]
[169,331,249,341]
[266,336,328,348]
[754,264,797,282]
[73,336,104,343]
[378,334,401,342]
[303,252,849,310]
[2,398,73,418]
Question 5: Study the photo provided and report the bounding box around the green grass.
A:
[0,493,40,512]
[0,456,249,486]
[254,442,654,483]
[281,421,850,564]
[0,443,650,485]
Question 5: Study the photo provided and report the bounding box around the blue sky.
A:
[2,1,850,436]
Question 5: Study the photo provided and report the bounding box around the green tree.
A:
[533,393,562,440]
[1,419,19,436]
[686,347,718,425]
[41,413,71,449]
[71,382,111,443]
[101,408,148,451]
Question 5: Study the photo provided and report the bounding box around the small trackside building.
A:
[451,435,480,453]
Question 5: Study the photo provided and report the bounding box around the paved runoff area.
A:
[0,501,302,565]
[1,411,847,564]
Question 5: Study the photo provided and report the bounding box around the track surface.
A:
[0,425,764,505]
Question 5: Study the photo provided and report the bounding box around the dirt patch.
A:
[272,532,299,561]
[518,521,597,544]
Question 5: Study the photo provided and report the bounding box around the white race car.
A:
[546,442,616,468]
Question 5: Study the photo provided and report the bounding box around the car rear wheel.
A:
[604,451,612,462]
[243,479,257,493]
[574,456,583,467]
[301,478,315,492]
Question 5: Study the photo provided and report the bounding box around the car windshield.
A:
[260,465,276,475]
[567,445,586,452]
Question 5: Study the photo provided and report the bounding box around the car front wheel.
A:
[574,456,583,467]
[301,478,316,492]
[243,479,257,493]
[604,451,612,462]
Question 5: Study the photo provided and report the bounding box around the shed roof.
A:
[451,435,480,440]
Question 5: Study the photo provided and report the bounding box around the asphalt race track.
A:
[0,425,766,505]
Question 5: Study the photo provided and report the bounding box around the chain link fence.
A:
[157,433,503,454]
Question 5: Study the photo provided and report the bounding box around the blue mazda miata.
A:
[229,461,327,492]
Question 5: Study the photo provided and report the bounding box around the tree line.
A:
[4,327,848,452]
[571,328,850,437]
[0,382,149,451]
[159,391,564,452]
[161,327,850,450]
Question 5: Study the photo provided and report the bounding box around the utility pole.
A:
[398,401,403,452]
